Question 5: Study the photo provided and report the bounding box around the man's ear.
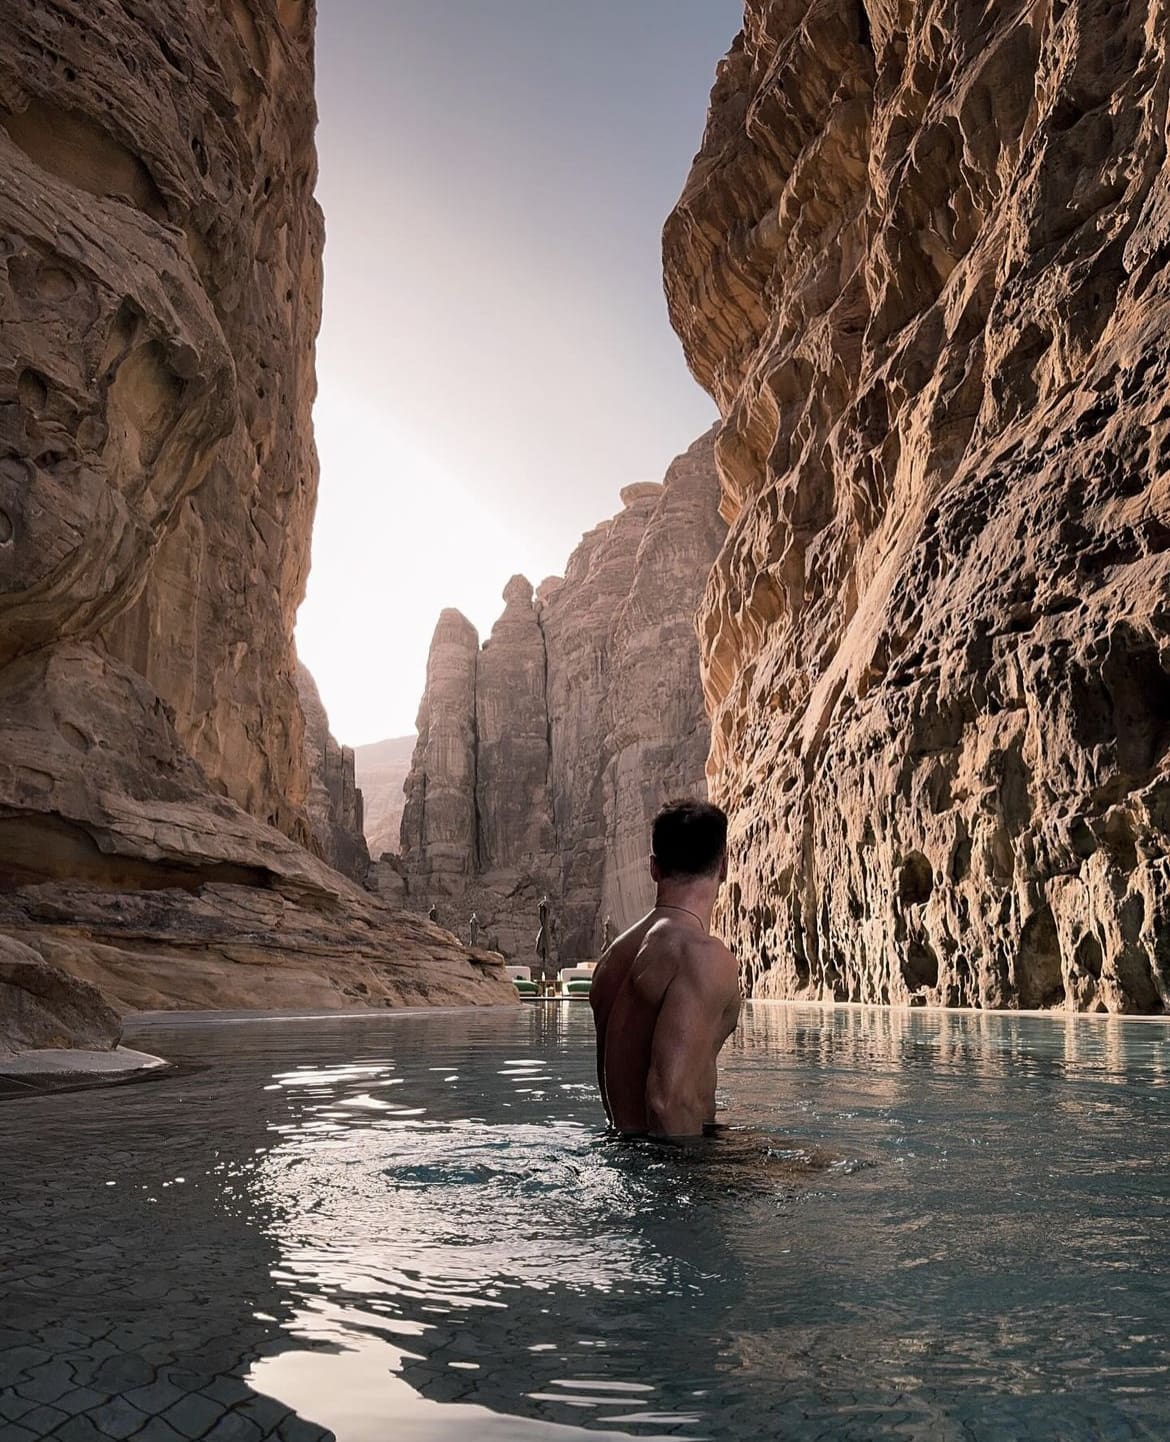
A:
[650,854,661,883]
[719,853,728,884]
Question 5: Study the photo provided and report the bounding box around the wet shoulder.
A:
[677,932,739,994]
[627,919,696,996]
[593,919,655,1003]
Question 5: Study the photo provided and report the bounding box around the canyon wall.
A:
[397,431,726,962]
[297,663,369,883]
[664,0,1170,1011]
[355,735,416,859]
[0,0,513,1039]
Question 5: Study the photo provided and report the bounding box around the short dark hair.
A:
[651,798,728,879]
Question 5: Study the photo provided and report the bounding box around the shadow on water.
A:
[1,1002,1169,1441]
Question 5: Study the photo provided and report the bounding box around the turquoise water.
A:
[2,1002,1170,1441]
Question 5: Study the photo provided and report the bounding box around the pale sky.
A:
[296,0,742,744]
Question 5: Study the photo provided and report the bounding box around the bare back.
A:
[591,912,741,1139]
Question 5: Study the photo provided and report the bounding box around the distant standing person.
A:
[535,894,553,993]
[590,799,740,1140]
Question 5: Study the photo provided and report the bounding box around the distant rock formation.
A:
[477,576,558,876]
[0,0,513,1030]
[355,735,417,859]
[398,432,726,961]
[663,3,1170,1012]
[297,663,369,883]
[401,611,482,887]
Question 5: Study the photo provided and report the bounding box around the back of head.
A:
[651,798,728,880]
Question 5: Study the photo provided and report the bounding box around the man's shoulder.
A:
[678,932,738,986]
[593,934,640,993]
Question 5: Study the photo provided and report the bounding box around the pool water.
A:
[2,1002,1169,1441]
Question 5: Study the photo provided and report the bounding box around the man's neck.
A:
[653,880,718,933]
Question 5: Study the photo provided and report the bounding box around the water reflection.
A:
[245,1013,759,1434]
[1,1003,1169,1441]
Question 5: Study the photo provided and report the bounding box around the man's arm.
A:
[589,983,613,1126]
[644,942,739,1140]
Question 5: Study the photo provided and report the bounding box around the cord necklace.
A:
[655,903,708,933]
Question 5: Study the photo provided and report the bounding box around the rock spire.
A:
[396,431,727,962]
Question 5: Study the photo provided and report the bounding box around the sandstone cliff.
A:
[0,0,513,1031]
[401,610,482,885]
[398,432,726,961]
[297,662,369,883]
[355,735,416,859]
[597,441,732,930]
[664,1,1170,1012]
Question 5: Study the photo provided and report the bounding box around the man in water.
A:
[590,799,741,1140]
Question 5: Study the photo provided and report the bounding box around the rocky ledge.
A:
[0,884,511,1016]
[0,937,122,1055]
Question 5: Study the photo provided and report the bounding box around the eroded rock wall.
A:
[400,610,481,885]
[476,576,557,875]
[0,0,321,836]
[542,484,667,956]
[398,432,726,961]
[0,1,514,1019]
[664,0,1170,1012]
[598,439,731,930]
[297,662,369,883]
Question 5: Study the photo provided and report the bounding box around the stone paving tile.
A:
[52,1388,108,1419]
[0,1348,51,1388]
[0,1422,38,1442]
[37,1329,92,1355]
[202,1379,252,1408]
[76,1341,118,1367]
[160,1393,224,1440]
[0,1396,36,1425]
[232,1395,291,1434]
[123,1381,187,1418]
[85,1396,152,1439]
[274,1417,329,1442]
[91,1358,156,1394]
[53,1418,111,1442]
[106,1333,164,1364]
[15,1362,75,1407]
[12,1275,52,1292]
[203,1412,264,1442]
[15,1403,69,1436]
[128,1420,189,1442]
[420,1371,480,1405]
[161,1371,217,1398]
